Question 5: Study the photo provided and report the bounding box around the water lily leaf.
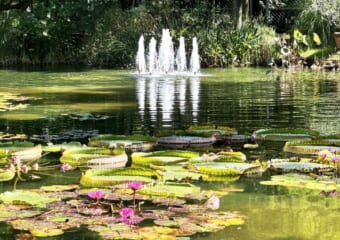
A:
[43,142,82,153]
[132,152,190,167]
[208,217,245,226]
[283,140,340,156]
[269,162,334,174]
[152,197,186,206]
[0,204,42,221]
[154,218,180,227]
[60,147,124,167]
[139,183,200,198]
[0,190,58,208]
[11,145,42,161]
[40,184,79,192]
[260,173,339,191]
[0,169,15,182]
[253,128,318,141]
[30,227,64,237]
[140,210,174,220]
[151,165,204,181]
[80,167,161,187]
[192,162,261,176]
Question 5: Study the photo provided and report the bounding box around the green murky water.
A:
[0,68,339,239]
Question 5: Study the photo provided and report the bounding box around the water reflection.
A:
[136,77,200,128]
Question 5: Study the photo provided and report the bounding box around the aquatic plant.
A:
[60,163,72,172]
[128,181,143,207]
[88,189,104,204]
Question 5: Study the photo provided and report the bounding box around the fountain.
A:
[135,29,201,76]
[136,35,146,73]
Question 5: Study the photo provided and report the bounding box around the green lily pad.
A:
[40,184,80,192]
[132,150,199,167]
[192,162,262,176]
[260,173,339,191]
[269,162,334,174]
[283,140,340,156]
[30,227,64,237]
[0,204,43,221]
[150,165,205,182]
[80,167,161,187]
[0,169,15,182]
[60,147,124,167]
[0,190,58,208]
[139,183,201,198]
[253,128,319,141]
[89,134,157,151]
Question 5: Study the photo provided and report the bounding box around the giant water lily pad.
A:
[260,173,339,191]
[80,167,161,187]
[89,134,157,151]
[0,169,15,182]
[269,162,334,174]
[0,190,58,208]
[150,165,205,182]
[283,140,340,156]
[192,162,262,176]
[132,151,199,167]
[0,204,43,221]
[0,141,34,159]
[253,128,319,141]
[60,147,124,167]
[156,135,216,149]
[11,144,42,162]
[139,183,200,198]
[186,125,238,137]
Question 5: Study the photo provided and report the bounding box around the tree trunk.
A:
[233,0,250,28]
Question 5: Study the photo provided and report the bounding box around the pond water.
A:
[0,68,339,239]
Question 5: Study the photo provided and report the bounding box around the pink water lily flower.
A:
[205,195,220,210]
[119,207,142,225]
[61,163,72,172]
[127,181,143,191]
[331,156,340,163]
[88,189,104,200]
[119,207,135,218]
[12,156,21,165]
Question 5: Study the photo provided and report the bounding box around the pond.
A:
[0,68,339,239]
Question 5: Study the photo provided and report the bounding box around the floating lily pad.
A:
[253,128,319,141]
[215,151,247,162]
[132,151,198,167]
[192,162,262,176]
[0,169,15,182]
[0,141,34,159]
[40,184,80,192]
[42,142,82,153]
[156,136,216,149]
[260,173,339,191]
[0,204,43,221]
[150,165,205,182]
[80,167,161,187]
[283,140,340,156]
[0,190,58,208]
[89,134,157,151]
[11,144,42,162]
[139,183,201,198]
[60,147,124,167]
[269,162,334,174]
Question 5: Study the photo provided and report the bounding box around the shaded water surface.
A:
[0,68,339,239]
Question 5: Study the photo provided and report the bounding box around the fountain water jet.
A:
[135,29,201,76]
[176,36,187,72]
[136,35,146,73]
[190,37,200,75]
